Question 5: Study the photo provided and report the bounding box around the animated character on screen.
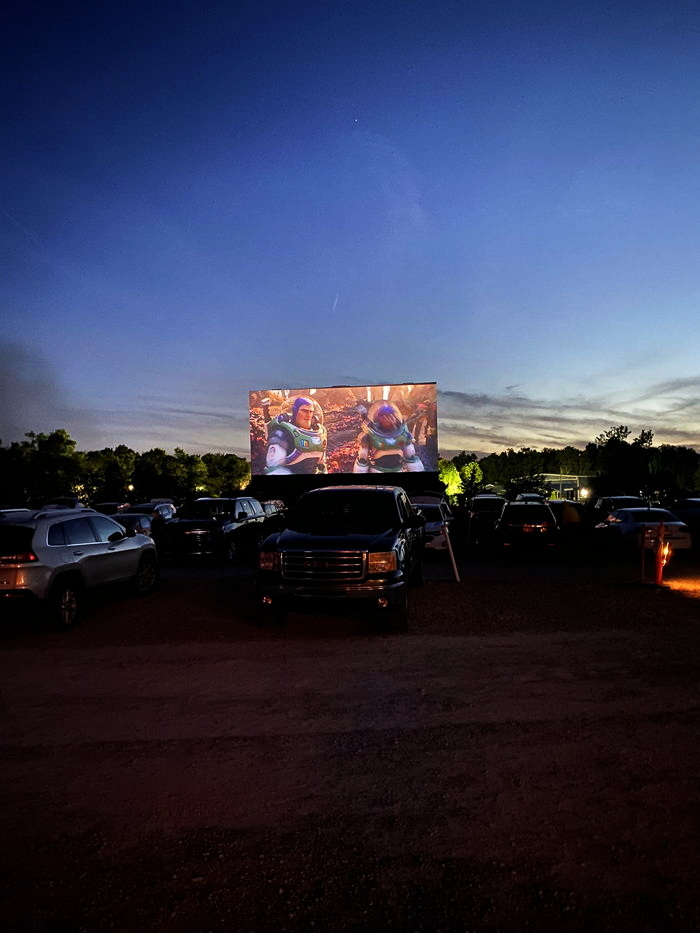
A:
[352,401,424,473]
[262,396,328,474]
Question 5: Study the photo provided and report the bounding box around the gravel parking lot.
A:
[1,543,699,932]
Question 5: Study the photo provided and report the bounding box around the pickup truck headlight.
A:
[368,551,398,573]
[258,551,280,571]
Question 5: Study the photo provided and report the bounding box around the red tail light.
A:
[0,551,38,563]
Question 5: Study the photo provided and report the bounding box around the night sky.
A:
[2,0,699,458]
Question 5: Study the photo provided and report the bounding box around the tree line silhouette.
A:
[440,426,700,502]
[0,430,251,507]
[1,425,698,507]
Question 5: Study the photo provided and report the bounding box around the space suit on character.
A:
[352,401,424,473]
[262,396,328,475]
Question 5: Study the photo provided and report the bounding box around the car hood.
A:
[269,527,398,551]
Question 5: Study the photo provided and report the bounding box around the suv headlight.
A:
[258,551,280,571]
[368,551,398,573]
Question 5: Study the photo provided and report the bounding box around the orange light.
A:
[661,543,671,567]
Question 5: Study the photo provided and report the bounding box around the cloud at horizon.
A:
[1,340,697,459]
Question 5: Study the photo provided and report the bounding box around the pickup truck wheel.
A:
[389,591,409,632]
[47,577,82,630]
[376,590,409,633]
[258,599,287,628]
[412,558,424,587]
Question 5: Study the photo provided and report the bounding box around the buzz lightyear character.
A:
[353,401,424,473]
[262,396,328,475]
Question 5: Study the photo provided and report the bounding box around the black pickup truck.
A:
[256,485,425,630]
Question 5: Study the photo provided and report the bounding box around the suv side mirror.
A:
[408,514,426,528]
[236,510,248,521]
[108,530,131,542]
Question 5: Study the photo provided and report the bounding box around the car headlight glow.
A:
[368,551,398,573]
[258,551,280,571]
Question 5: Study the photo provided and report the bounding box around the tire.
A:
[412,557,424,587]
[47,577,82,630]
[225,536,239,564]
[377,589,409,633]
[133,554,159,595]
[258,598,287,628]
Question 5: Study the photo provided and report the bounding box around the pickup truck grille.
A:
[282,550,366,581]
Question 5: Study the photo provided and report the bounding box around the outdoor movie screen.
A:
[249,383,438,476]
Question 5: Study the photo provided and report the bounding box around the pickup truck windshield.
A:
[288,491,400,534]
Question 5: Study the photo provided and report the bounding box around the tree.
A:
[202,453,251,496]
[451,450,478,471]
[633,429,654,448]
[648,444,700,498]
[595,425,631,446]
[459,460,483,498]
[83,446,137,501]
[438,459,463,501]
[557,445,592,476]
[20,430,85,505]
[132,449,172,501]
[170,449,209,501]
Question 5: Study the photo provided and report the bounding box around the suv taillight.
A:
[0,550,38,563]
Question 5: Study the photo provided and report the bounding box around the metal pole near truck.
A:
[443,520,460,583]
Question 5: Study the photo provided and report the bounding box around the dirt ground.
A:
[1,545,699,932]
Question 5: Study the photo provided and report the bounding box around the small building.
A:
[540,474,592,500]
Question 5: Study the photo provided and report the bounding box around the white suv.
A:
[0,506,158,629]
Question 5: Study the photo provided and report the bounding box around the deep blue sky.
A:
[2,0,699,458]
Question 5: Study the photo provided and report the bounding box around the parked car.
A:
[409,492,453,517]
[165,496,266,560]
[547,499,589,545]
[515,492,546,503]
[593,508,692,551]
[41,496,90,510]
[493,501,559,548]
[667,498,700,542]
[109,512,153,539]
[257,485,425,630]
[123,501,176,522]
[94,501,131,514]
[414,501,453,550]
[0,506,158,629]
[589,495,647,524]
[464,495,506,546]
[122,502,176,547]
[260,500,287,534]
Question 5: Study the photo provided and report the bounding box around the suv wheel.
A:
[224,535,241,563]
[47,577,82,630]
[133,555,159,595]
